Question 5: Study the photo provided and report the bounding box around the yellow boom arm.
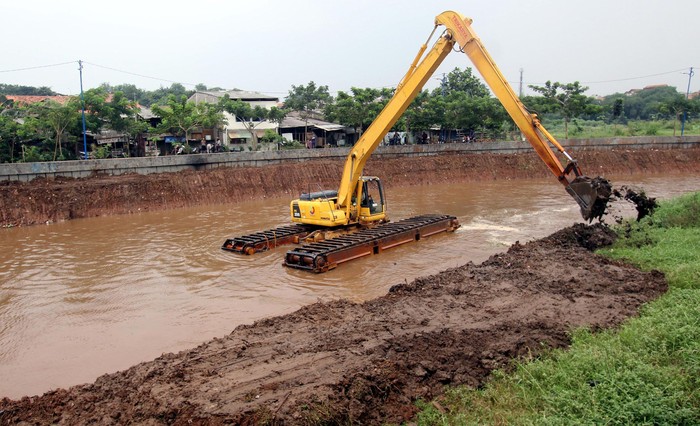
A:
[335,29,453,210]
[435,12,589,185]
[335,11,605,220]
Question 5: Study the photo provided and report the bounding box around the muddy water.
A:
[1,174,698,398]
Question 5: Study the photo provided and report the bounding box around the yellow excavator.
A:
[223,11,611,272]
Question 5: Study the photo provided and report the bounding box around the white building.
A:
[188,90,280,150]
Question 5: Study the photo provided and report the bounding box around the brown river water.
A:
[1,174,698,399]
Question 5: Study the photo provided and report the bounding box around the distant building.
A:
[188,90,279,149]
[279,111,351,147]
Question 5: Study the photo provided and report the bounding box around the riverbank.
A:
[0,223,667,424]
[416,191,700,424]
[2,147,700,227]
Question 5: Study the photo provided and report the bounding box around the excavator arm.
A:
[335,28,453,211]
[335,11,609,221]
[435,11,609,220]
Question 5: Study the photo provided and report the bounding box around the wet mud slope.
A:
[1,147,700,227]
[0,224,667,424]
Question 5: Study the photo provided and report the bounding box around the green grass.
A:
[414,192,700,425]
[539,119,700,139]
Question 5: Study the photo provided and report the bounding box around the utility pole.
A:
[438,72,446,96]
[518,68,525,141]
[681,67,694,136]
[519,68,524,97]
[435,73,446,142]
[79,60,88,159]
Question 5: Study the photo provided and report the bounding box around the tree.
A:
[219,95,273,149]
[193,83,225,92]
[26,99,80,161]
[443,93,507,137]
[324,87,394,137]
[11,106,54,162]
[440,67,490,98]
[0,84,57,96]
[103,91,144,136]
[403,90,433,134]
[100,83,145,105]
[658,94,691,136]
[151,95,224,148]
[141,83,193,107]
[266,106,288,127]
[528,81,591,139]
[603,85,680,121]
[0,114,20,162]
[284,81,331,141]
[611,98,624,122]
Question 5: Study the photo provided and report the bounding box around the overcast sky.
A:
[2,0,698,99]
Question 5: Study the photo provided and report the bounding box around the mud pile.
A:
[0,224,667,424]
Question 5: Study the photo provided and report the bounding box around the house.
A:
[279,111,353,147]
[188,90,279,150]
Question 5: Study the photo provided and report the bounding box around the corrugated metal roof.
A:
[190,90,279,103]
[138,106,157,119]
[280,114,346,131]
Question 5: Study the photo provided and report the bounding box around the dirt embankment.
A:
[1,147,699,227]
[0,224,667,424]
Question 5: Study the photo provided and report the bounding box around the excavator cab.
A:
[356,177,386,224]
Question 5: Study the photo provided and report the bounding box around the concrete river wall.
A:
[1,136,699,182]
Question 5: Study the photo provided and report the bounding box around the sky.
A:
[2,0,698,99]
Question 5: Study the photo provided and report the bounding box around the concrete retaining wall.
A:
[2,136,699,182]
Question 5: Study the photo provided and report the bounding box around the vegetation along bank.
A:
[416,191,700,424]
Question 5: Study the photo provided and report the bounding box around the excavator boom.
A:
[435,11,610,220]
[335,33,453,210]
[335,11,610,221]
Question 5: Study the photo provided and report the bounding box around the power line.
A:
[1,59,696,95]
[580,68,689,84]
[511,68,691,87]
[82,61,199,87]
[0,60,76,73]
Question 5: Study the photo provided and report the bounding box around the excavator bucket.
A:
[565,176,613,222]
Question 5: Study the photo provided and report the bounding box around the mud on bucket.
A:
[566,176,613,222]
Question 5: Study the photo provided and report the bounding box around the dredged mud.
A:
[0,224,667,424]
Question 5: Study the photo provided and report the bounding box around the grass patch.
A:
[414,192,700,425]
[540,119,700,139]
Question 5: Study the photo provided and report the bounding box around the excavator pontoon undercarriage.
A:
[222,214,460,273]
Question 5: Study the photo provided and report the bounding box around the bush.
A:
[280,140,305,150]
[91,143,111,159]
[260,129,283,144]
[20,146,50,162]
[650,192,700,228]
[643,122,661,135]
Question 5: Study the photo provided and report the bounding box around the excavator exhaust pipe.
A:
[565,176,613,222]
